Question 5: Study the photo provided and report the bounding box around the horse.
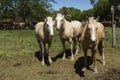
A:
[35,17,54,65]
[55,13,83,61]
[80,17,105,73]
[18,22,26,29]
[101,20,112,27]
[0,22,13,30]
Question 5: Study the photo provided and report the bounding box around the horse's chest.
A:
[73,31,79,37]
[82,41,97,49]
[60,31,73,39]
[62,34,73,39]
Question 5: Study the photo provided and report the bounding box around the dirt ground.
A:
[0,48,120,80]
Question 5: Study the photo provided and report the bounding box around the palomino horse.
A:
[80,17,105,73]
[35,17,54,65]
[55,13,83,61]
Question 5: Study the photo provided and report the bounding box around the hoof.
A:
[94,71,98,74]
[70,57,74,61]
[94,69,98,73]
[75,52,78,55]
[82,67,87,72]
[42,62,45,66]
[49,59,53,64]
[75,50,78,55]
[62,57,66,60]
[103,61,106,66]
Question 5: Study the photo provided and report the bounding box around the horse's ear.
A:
[86,16,89,23]
[44,18,47,22]
[62,15,64,18]
[53,20,57,27]
[86,16,89,21]
[44,19,46,22]
[51,16,53,20]
[96,16,100,22]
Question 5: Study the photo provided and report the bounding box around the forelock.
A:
[57,13,62,16]
[47,17,53,21]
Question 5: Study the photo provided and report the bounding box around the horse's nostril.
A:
[51,35,54,37]
[56,28,59,31]
[92,41,96,44]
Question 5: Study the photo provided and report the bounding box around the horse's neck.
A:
[43,22,49,35]
[81,24,90,40]
[62,19,70,29]
[64,18,70,23]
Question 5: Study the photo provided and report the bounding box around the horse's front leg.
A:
[102,48,105,66]
[82,49,87,71]
[48,42,52,64]
[98,41,105,65]
[40,42,45,66]
[73,38,78,55]
[75,36,81,55]
[69,38,74,61]
[91,49,98,73]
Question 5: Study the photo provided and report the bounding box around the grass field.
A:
[0,27,120,80]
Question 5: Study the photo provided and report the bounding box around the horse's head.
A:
[55,13,64,31]
[87,17,99,43]
[45,17,54,37]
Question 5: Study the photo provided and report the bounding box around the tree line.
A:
[0,0,55,22]
[0,0,120,28]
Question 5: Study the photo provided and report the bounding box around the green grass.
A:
[0,30,38,57]
[104,27,120,49]
[0,27,120,80]
[0,27,120,57]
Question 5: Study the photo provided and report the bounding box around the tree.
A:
[80,9,94,21]
[93,0,111,21]
[90,0,120,19]
[0,0,16,21]
[0,0,56,22]
[59,7,81,21]
[90,0,120,5]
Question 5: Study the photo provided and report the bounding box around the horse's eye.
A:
[55,19,57,22]
[46,24,49,27]
[61,19,64,24]
[96,27,98,30]
[88,28,90,30]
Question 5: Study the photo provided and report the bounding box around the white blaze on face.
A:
[56,19,61,30]
[55,14,63,30]
[47,21,54,36]
[46,17,54,36]
[49,22,54,36]
[91,24,96,42]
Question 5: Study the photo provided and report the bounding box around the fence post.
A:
[111,5,116,47]
[4,28,6,52]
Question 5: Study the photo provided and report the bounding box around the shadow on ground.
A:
[34,50,51,66]
[52,49,76,62]
[74,56,93,77]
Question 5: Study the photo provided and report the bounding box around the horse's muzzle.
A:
[92,41,96,45]
[56,28,60,31]
[49,35,53,40]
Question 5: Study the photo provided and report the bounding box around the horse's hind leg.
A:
[98,41,105,65]
[61,39,66,60]
[69,38,74,61]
